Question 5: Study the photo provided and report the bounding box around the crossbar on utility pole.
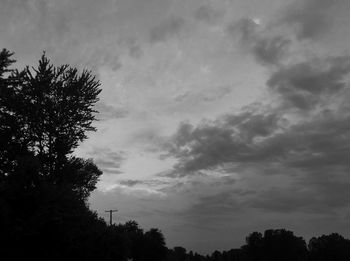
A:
[105,209,118,226]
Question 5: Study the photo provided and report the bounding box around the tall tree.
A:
[0,49,25,179]
[0,51,102,196]
[0,49,103,260]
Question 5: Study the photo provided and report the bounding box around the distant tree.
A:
[142,228,167,261]
[243,229,307,261]
[227,248,247,261]
[308,233,350,261]
[242,231,264,260]
[174,246,187,261]
[211,250,223,261]
[123,220,145,260]
[193,252,206,261]
[166,246,188,261]
[188,251,194,258]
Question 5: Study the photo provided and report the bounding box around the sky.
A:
[2,0,350,254]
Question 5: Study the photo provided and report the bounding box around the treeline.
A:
[1,49,350,261]
[167,230,350,261]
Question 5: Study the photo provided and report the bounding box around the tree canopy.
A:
[0,49,102,200]
[0,49,104,260]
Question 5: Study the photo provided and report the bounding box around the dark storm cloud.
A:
[227,18,290,66]
[162,0,350,213]
[252,36,291,66]
[283,113,350,171]
[166,50,350,177]
[165,68,350,216]
[88,148,125,175]
[279,0,336,40]
[267,56,350,110]
[166,111,281,175]
[166,109,350,213]
[168,106,350,173]
[150,17,185,43]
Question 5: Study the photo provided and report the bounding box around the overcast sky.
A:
[2,0,350,254]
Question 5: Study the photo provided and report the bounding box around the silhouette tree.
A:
[166,246,188,261]
[0,49,103,260]
[211,250,223,261]
[0,49,26,179]
[174,246,187,261]
[308,233,350,261]
[1,50,102,198]
[242,231,264,260]
[142,228,167,261]
[243,229,307,261]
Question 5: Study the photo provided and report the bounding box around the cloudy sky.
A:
[2,0,350,254]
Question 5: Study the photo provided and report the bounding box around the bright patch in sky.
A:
[252,18,261,25]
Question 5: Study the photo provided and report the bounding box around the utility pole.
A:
[105,209,118,226]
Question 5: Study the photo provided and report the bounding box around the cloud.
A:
[248,187,322,214]
[0,0,124,71]
[86,47,122,72]
[194,5,222,24]
[186,191,241,218]
[87,147,125,175]
[119,179,144,187]
[227,18,290,66]
[249,173,350,214]
[163,47,350,213]
[164,106,350,214]
[0,0,71,39]
[267,56,350,111]
[251,36,291,66]
[128,41,143,59]
[168,101,350,174]
[166,110,282,176]
[279,0,336,40]
[95,102,128,121]
[119,179,169,187]
[174,85,234,103]
[150,17,185,43]
[162,5,350,213]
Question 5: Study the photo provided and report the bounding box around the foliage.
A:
[308,233,350,261]
[0,49,102,199]
[0,49,104,259]
[165,229,350,261]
